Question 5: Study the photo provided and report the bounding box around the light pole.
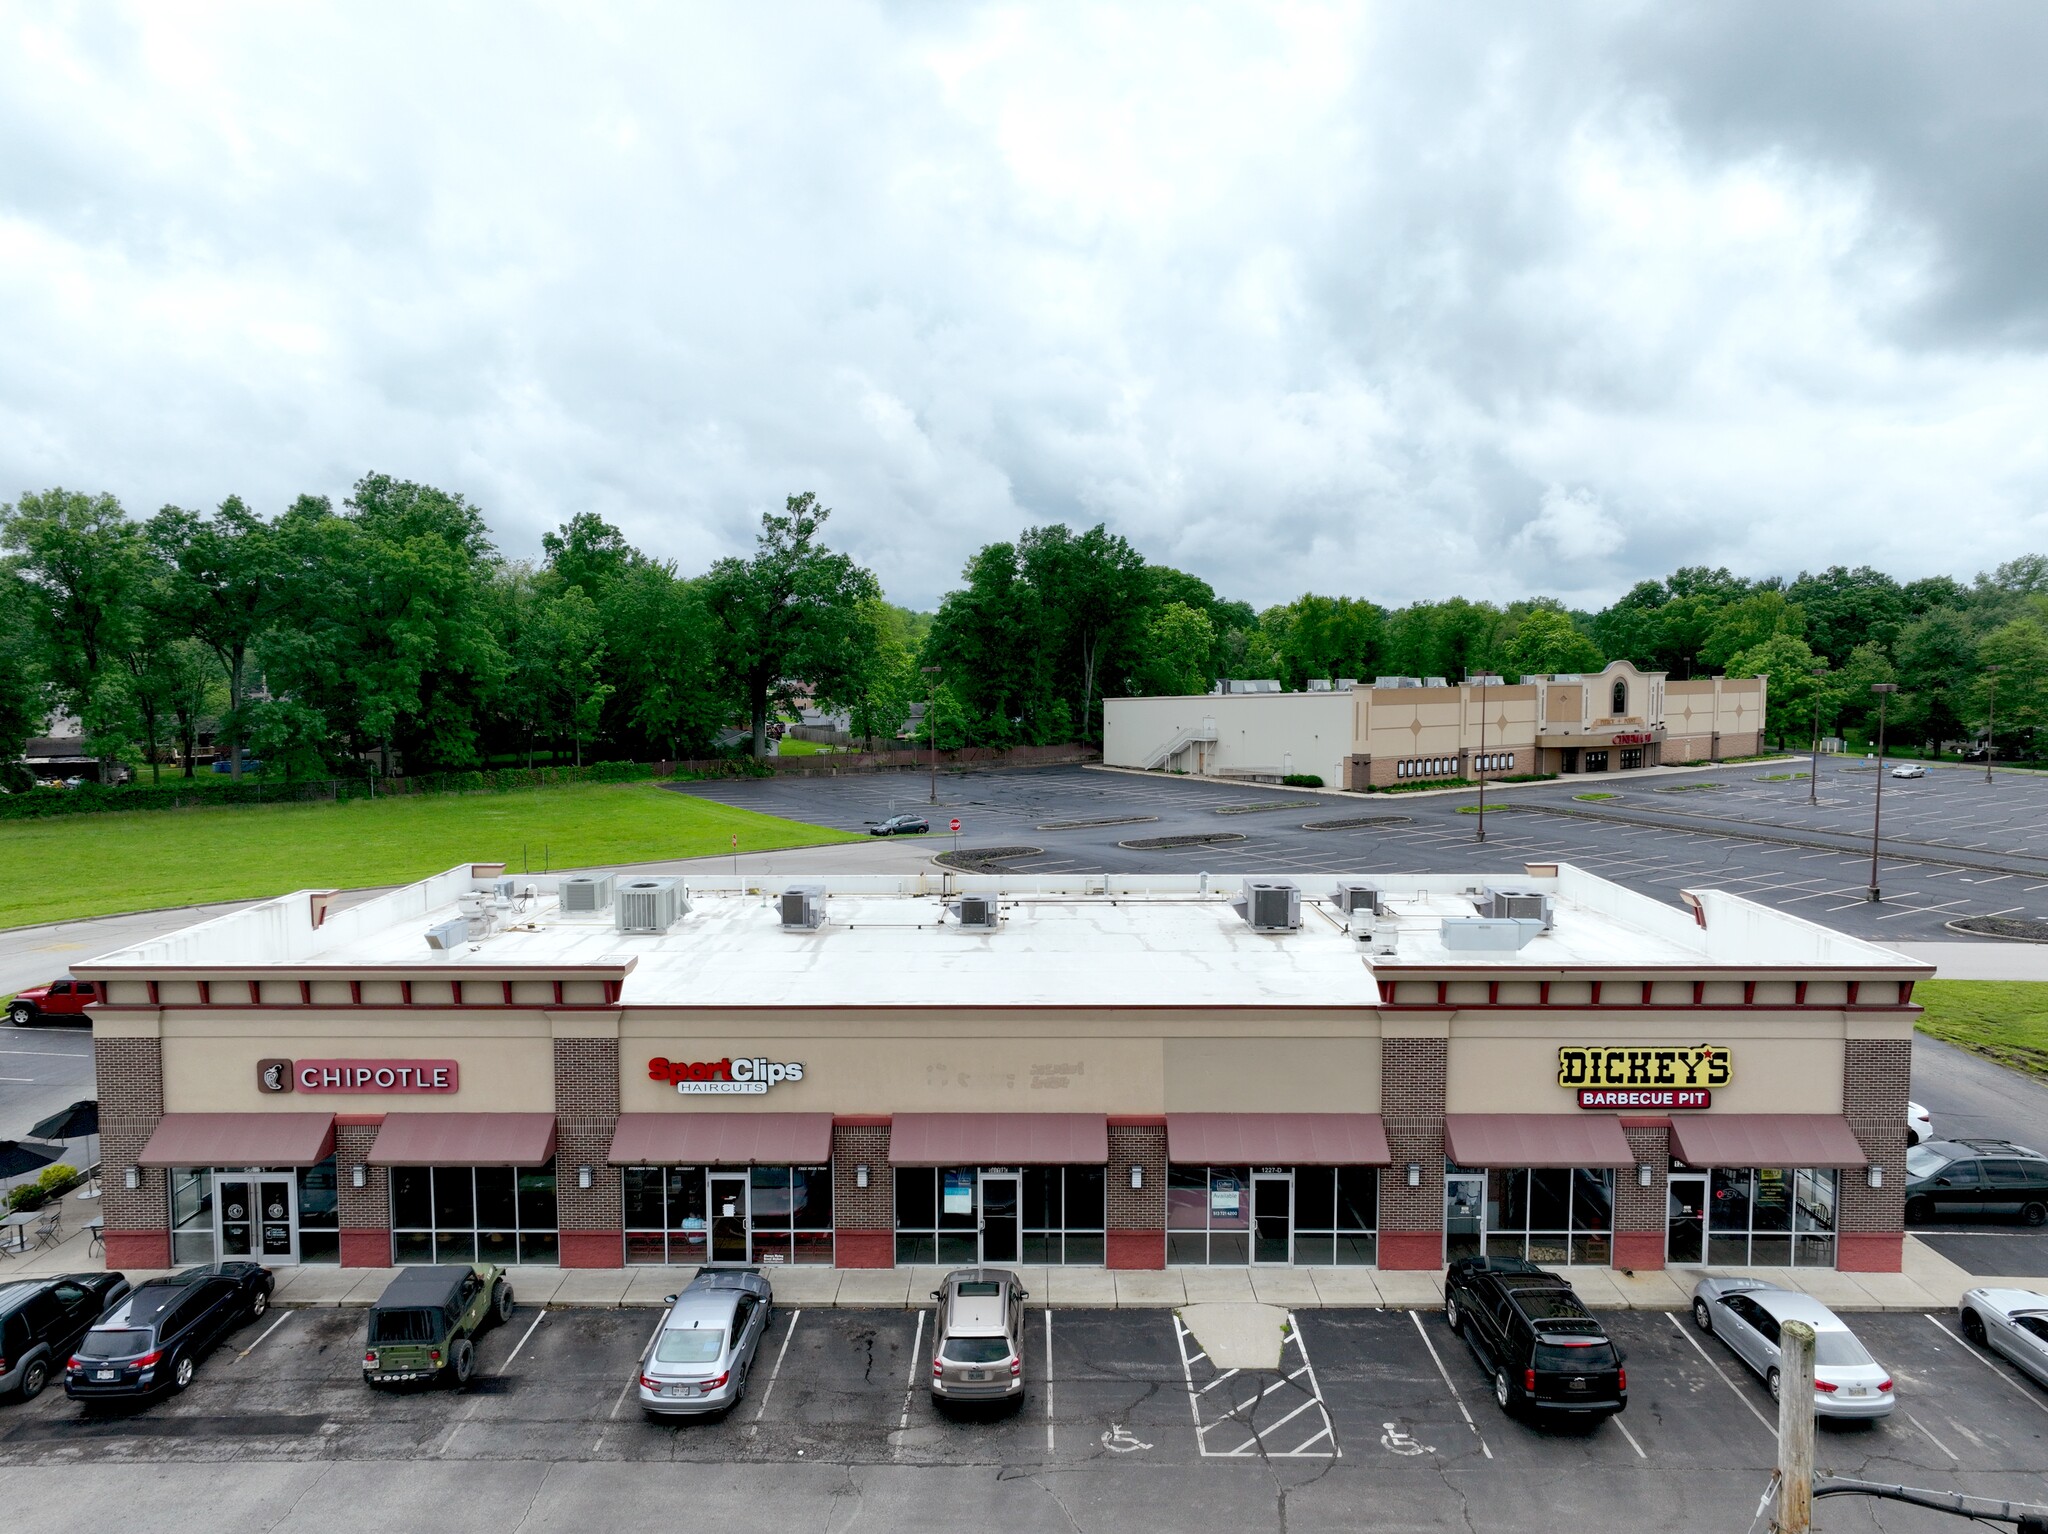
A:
[1808,665,1826,808]
[1984,663,2001,785]
[1471,672,1497,843]
[923,666,942,805]
[1867,682,1898,902]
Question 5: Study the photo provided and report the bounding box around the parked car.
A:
[64,1262,272,1403]
[1442,1255,1626,1420]
[930,1268,1028,1405]
[362,1264,514,1388]
[1906,1138,2048,1226]
[1691,1278,1893,1418]
[1,1273,130,1401]
[1889,764,1927,779]
[867,814,930,837]
[1908,1101,1934,1147]
[637,1268,773,1418]
[1958,1288,2048,1388]
[7,977,102,1028]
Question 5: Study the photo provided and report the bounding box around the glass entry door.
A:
[980,1172,1020,1264]
[1667,1173,1708,1266]
[1444,1173,1485,1263]
[1252,1173,1292,1264]
[709,1173,749,1264]
[215,1172,297,1262]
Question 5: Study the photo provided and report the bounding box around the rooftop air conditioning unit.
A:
[1234,878,1301,933]
[615,877,686,933]
[560,874,616,915]
[1480,889,1554,929]
[1307,678,1332,692]
[949,894,999,931]
[1332,882,1381,917]
[780,884,826,931]
[1441,917,1543,952]
[490,875,518,901]
[424,917,469,952]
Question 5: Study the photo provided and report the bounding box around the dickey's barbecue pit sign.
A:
[1558,1044,1729,1110]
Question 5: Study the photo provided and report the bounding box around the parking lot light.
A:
[1867,682,1898,902]
[1985,663,2001,785]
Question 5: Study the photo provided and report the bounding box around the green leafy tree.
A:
[1787,565,1905,667]
[1974,618,2048,751]
[923,541,1058,746]
[1133,602,1217,696]
[1891,610,1978,752]
[1018,523,1151,741]
[1722,633,1825,749]
[594,563,723,759]
[541,512,637,598]
[0,568,50,773]
[830,598,918,750]
[147,496,280,779]
[1699,592,1806,671]
[1503,607,1604,676]
[1260,594,1385,688]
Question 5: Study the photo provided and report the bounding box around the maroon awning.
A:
[607,1113,833,1166]
[1167,1114,1391,1165]
[1444,1114,1636,1168]
[888,1113,1108,1166]
[1669,1115,1868,1169]
[138,1112,336,1168]
[368,1112,558,1167]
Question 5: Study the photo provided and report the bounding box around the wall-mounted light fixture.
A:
[124,1167,139,1191]
[1866,1165,1883,1189]
[351,1165,366,1189]
[1129,1166,1144,1190]
[578,1165,593,1190]
[1637,1163,1653,1189]
[1406,1163,1421,1188]
[855,1164,870,1189]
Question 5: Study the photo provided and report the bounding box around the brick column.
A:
[1838,1038,1908,1272]
[554,1036,621,1268]
[1107,1120,1166,1269]
[336,1119,388,1267]
[1614,1122,1668,1270]
[832,1120,893,1268]
[1379,1036,1446,1270]
[97,1035,169,1268]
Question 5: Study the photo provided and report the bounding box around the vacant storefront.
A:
[1165,1113,1386,1265]
[612,1112,835,1265]
[888,1114,1107,1266]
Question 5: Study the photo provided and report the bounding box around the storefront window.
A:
[1704,1167,1835,1266]
[1023,1166,1105,1265]
[170,1166,214,1265]
[296,1158,339,1265]
[621,1166,830,1265]
[894,1166,1103,1265]
[392,1163,559,1266]
[1290,1166,1379,1266]
[1486,1168,1613,1265]
[1168,1166,1374,1264]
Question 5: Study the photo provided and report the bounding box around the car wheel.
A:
[451,1339,476,1386]
[1493,1367,1512,1414]
[2023,1202,2047,1228]
[494,1281,515,1324]
[1961,1309,1987,1345]
[1444,1294,1463,1334]
[7,1001,33,1027]
[1905,1197,1933,1225]
[1692,1299,1713,1334]
[247,1286,269,1321]
[1767,1368,1781,1404]
[172,1354,196,1392]
[20,1357,48,1400]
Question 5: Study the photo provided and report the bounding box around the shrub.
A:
[1281,774,1323,788]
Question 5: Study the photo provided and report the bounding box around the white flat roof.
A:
[81,863,1929,1009]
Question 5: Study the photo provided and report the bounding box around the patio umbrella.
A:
[28,1101,99,1199]
[0,1139,62,1181]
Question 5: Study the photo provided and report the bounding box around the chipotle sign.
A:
[257,1057,460,1094]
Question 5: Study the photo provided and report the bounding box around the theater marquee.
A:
[1558,1044,1729,1110]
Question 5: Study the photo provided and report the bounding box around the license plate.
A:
[95,1370,115,1381]
[666,1384,692,1397]
[967,1370,988,1381]
[1845,1386,1865,1396]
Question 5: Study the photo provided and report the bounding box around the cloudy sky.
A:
[3,3,2045,612]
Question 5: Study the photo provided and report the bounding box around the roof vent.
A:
[1332,882,1382,917]
[1440,917,1544,951]
[948,894,999,931]
[424,917,469,952]
[456,890,499,940]
[615,877,686,933]
[1233,879,1301,933]
[560,874,616,915]
[779,884,826,931]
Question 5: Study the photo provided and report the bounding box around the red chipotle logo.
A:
[648,1056,804,1095]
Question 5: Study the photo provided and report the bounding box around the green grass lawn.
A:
[0,781,860,929]
[1915,980,2048,1083]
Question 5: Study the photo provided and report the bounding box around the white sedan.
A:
[1958,1289,2048,1388]
[1889,764,1927,779]
[1909,1101,1934,1147]
[1691,1278,1894,1418]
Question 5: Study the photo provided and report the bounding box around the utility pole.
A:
[923,665,942,806]
[1986,664,2001,785]
[1772,1318,1817,1533]
[1808,666,1826,807]
[1868,682,1898,902]
[1471,673,1497,843]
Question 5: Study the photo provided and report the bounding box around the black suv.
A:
[1444,1255,1627,1420]
[1906,1139,2048,1226]
[64,1262,272,1404]
[1,1273,130,1400]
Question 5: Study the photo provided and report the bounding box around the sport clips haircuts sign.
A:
[648,1056,805,1095]
[257,1058,460,1094]
[1557,1044,1729,1110]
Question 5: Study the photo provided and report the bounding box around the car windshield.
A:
[1533,1340,1617,1372]
[369,1308,442,1344]
[654,1328,725,1364]
[943,1336,1011,1364]
[1907,1145,1955,1179]
[1814,1332,1874,1368]
[77,1327,153,1359]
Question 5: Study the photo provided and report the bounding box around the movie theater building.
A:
[81,863,1923,1276]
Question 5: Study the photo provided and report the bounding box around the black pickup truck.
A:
[1443,1255,1627,1420]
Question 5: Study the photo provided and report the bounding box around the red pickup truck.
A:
[7,978,100,1027]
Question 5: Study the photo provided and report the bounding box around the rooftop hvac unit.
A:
[560,874,616,915]
[1233,879,1301,933]
[1477,889,1554,929]
[424,917,469,952]
[456,889,499,939]
[491,876,518,901]
[1373,676,1422,689]
[1441,917,1544,952]
[1332,882,1381,917]
[615,877,686,933]
[1307,678,1331,691]
[780,884,826,931]
[949,894,999,931]
[1424,677,1448,689]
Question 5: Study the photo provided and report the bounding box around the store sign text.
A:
[260,1057,460,1094]
[1557,1044,1730,1096]
[1576,1088,1711,1110]
[648,1056,805,1095]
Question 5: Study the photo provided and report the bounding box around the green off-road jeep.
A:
[362,1264,515,1387]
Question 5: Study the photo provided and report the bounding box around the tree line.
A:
[1,474,2043,783]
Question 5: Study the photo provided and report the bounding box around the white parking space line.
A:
[234,1310,292,1360]
[1666,1312,1774,1434]
[1407,1309,1491,1460]
[752,1308,801,1421]
[1172,1311,1338,1458]
[1044,1308,1055,1452]
[502,1308,546,1367]
[594,1315,668,1452]
[1905,1411,1960,1461]
[899,1308,927,1432]
[1613,1416,1647,1458]
[1925,1316,2048,1418]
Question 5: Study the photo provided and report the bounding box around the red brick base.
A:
[560,1230,623,1268]
[1836,1232,1904,1273]
[1107,1229,1164,1270]
[340,1229,390,1267]
[1376,1231,1441,1270]
[104,1229,170,1268]
[834,1231,893,1268]
[1613,1232,1665,1271]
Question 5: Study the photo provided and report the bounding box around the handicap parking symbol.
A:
[1102,1424,1152,1454]
[1380,1422,1434,1457]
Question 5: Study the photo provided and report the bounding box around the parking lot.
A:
[3,1299,2045,1531]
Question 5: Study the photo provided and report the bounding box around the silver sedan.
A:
[636,1269,773,1419]
[1959,1288,2048,1388]
[1692,1277,1894,1419]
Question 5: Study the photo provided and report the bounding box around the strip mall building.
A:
[84,862,1922,1276]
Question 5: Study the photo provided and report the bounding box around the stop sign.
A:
[949,818,960,832]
